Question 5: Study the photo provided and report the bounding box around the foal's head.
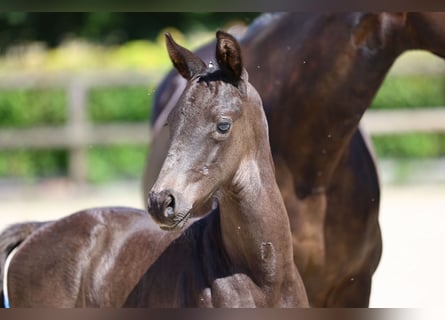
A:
[148,31,266,230]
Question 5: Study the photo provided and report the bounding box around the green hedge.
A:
[0,89,66,127]
[372,133,445,159]
[0,149,67,179]
[87,87,153,183]
[371,74,445,110]
[0,85,154,182]
[0,74,444,182]
[89,86,154,122]
[88,145,148,183]
[0,86,154,126]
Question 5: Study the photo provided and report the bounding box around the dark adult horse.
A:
[0,31,308,307]
[142,12,445,307]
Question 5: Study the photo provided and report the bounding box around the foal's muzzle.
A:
[147,190,190,230]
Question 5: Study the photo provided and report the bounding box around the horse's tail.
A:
[0,221,47,307]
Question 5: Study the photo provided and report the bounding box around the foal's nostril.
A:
[148,190,177,222]
[163,194,175,218]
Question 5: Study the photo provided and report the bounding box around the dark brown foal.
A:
[3,208,181,307]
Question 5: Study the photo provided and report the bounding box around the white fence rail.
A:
[362,108,445,134]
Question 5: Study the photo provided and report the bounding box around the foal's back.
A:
[7,207,180,307]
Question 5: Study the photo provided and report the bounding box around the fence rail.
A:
[1,72,445,182]
[361,108,445,134]
[0,71,156,182]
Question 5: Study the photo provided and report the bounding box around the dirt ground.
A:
[0,179,444,308]
[369,183,445,308]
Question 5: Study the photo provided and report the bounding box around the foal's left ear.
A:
[215,30,244,82]
[165,32,206,80]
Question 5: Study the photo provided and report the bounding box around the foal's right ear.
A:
[215,30,243,82]
[165,32,206,80]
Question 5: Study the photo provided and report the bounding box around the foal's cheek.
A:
[205,143,220,165]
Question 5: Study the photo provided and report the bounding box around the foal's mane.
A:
[194,68,245,89]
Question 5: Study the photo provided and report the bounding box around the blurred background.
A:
[0,12,444,308]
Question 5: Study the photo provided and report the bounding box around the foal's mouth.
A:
[160,210,192,231]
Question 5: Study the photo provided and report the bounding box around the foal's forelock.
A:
[173,77,244,124]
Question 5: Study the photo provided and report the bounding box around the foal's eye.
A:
[216,119,232,134]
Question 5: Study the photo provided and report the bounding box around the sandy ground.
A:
[0,179,444,308]
[370,183,445,308]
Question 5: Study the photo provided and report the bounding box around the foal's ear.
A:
[215,30,243,82]
[165,32,206,80]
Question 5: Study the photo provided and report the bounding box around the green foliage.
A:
[0,86,152,182]
[0,13,260,52]
[0,146,147,183]
[371,75,445,110]
[0,149,67,179]
[0,39,172,74]
[372,133,445,159]
[87,145,147,183]
[0,89,66,127]
[108,40,172,71]
[89,86,153,123]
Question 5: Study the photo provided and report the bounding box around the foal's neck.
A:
[218,144,295,292]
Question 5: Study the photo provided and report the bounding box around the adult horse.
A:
[142,12,445,307]
[0,31,308,307]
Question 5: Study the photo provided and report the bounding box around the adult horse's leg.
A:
[322,129,381,307]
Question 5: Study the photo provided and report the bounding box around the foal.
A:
[124,30,307,307]
[0,31,308,307]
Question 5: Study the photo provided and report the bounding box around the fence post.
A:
[67,79,88,184]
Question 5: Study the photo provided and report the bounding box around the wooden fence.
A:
[0,71,155,182]
[1,72,445,183]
